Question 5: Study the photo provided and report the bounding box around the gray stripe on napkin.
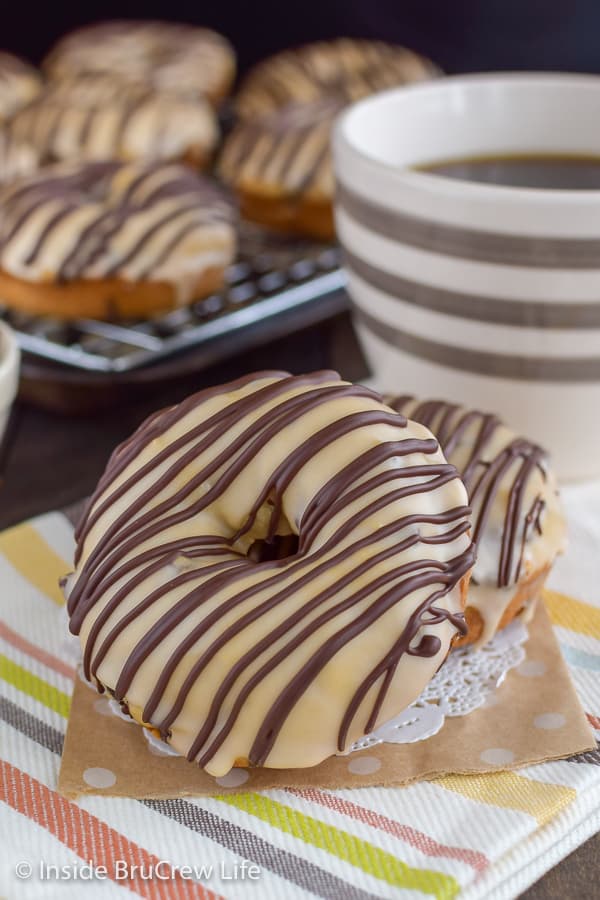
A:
[143,798,381,900]
[568,741,600,766]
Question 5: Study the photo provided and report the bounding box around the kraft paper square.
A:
[57,598,596,799]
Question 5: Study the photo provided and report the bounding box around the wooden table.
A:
[0,312,597,897]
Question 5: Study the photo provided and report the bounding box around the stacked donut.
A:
[17,21,236,170]
[219,39,439,239]
[0,25,235,178]
[0,21,239,318]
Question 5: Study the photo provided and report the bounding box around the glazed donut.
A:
[0,160,236,320]
[222,39,438,239]
[63,371,474,775]
[235,38,439,119]
[0,52,41,122]
[386,396,567,646]
[218,98,341,240]
[44,20,236,106]
[8,76,219,170]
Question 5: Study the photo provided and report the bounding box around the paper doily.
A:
[348,618,529,752]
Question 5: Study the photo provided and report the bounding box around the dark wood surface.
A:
[0,314,367,527]
[0,311,598,897]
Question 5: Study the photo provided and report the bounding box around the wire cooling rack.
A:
[0,227,347,374]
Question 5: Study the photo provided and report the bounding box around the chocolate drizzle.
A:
[68,372,474,771]
[387,396,548,588]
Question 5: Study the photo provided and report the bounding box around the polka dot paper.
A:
[57,599,595,799]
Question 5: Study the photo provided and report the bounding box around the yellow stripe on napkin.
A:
[219,792,460,898]
[435,771,576,826]
[0,654,71,718]
[0,523,67,605]
[543,589,600,639]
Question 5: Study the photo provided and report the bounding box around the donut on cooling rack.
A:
[221,39,438,239]
[218,98,343,240]
[234,38,439,119]
[7,75,219,170]
[44,20,236,106]
[386,396,567,646]
[0,160,236,320]
[63,371,475,775]
[0,52,41,122]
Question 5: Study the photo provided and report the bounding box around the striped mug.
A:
[333,74,600,480]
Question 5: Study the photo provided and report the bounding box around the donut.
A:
[63,371,475,775]
[218,98,342,240]
[44,20,236,106]
[0,52,41,122]
[386,396,567,646]
[7,76,219,170]
[222,39,438,238]
[235,38,439,119]
[0,160,236,320]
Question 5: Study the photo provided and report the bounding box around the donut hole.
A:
[239,492,299,563]
[246,533,299,563]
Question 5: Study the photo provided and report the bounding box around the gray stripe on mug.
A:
[337,183,600,269]
[353,307,600,382]
[344,249,600,328]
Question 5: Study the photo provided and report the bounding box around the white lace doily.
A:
[348,618,528,752]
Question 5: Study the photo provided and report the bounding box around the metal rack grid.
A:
[0,229,347,374]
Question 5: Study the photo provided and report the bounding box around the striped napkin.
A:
[1,481,599,899]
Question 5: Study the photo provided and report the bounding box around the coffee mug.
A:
[0,321,20,450]
[333,74,600,480]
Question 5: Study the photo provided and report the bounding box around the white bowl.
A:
[333,73,600,480]
[0,321,20,447]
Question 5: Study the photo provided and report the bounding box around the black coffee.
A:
[415,154,600,189]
